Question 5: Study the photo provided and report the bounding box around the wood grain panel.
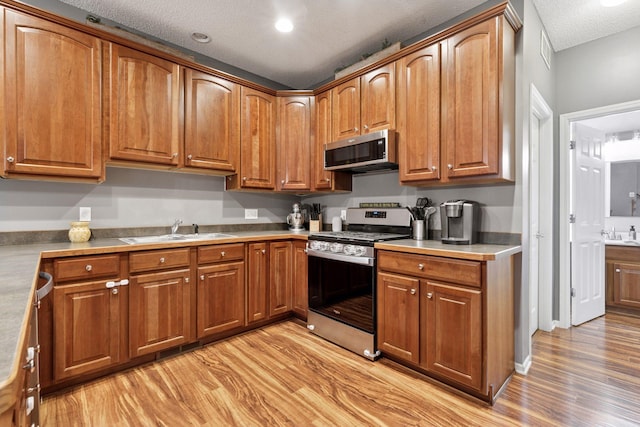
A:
[42,315,640,426]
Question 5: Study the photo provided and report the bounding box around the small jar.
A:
[68,221,91,243]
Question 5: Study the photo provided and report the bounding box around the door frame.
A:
[529,84,554,332]
[559,99,640,328]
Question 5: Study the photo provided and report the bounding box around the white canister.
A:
[332,216,343,232]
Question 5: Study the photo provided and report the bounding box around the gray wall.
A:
[556,26,640,115]
[0,168,296,232]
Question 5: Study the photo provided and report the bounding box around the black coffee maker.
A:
[439,200,479,244]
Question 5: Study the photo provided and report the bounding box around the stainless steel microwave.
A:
[324,129,397,174]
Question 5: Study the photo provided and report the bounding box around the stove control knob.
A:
[309,241,321,251]
[343,245,355,255]
[318,241,330,251]
[330,243,344,253]
[353,246,367,257]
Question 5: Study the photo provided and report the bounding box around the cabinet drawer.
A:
[198,243,244,264]
[54,254,121,282]
[129,248,191,273]
[378,251,482,287]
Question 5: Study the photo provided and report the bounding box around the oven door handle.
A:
[306,248,374,266]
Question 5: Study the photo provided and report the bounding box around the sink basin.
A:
[119,233,236,245]
[604,239,640,246]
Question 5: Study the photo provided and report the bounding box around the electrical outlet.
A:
[79,207,91,221]
[245,209,258,219]
[340,210,347,221]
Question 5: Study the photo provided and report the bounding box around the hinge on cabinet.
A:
[571,288,576,297]
[569,140,576,150]
[569,214,576,223]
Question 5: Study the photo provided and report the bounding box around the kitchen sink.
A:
[119,233,236,245]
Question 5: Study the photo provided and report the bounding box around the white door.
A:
[529,114,540,335]
[571,122,605,325]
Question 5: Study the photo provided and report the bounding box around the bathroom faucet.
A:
[171,219,183,235]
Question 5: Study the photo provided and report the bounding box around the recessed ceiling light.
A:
[600,0,626,7]
[275,18,294,33]
[191,32,211,43]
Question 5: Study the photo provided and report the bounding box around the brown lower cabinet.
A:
[292,241,309,319]
[377,250,515,402]
[606,245,640,315]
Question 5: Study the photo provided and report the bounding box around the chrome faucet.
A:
[171,219,183,235]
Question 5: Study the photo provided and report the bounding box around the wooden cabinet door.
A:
[331,77,360,141]
[292,241,308,319]
[442,18,499,179]
[3,10,103,181]
[269,241,292,316]
[247,242,269,323]
[421,281,482,390]
[53,280,126,380]
[377,272,420,364]
[129,269,192,357]
[197,261,245,337]
[108,44,182,166]
[360,63,395,134]
[397,44,441,183]
[184,69,239,172]
[239,87,276,189]
[613,262,640,309]
[277,96,312,191]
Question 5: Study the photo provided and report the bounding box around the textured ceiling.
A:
[57,0,486,88]
[532,0,640,51]
[57,0,640,88]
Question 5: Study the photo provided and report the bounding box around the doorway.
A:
[559,99,640,327]
[529,84,554,333]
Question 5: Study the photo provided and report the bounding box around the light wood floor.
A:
[42,313,640,426]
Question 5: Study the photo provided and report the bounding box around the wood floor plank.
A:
[41,314,640,426]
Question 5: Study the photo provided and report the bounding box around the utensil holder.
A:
[412,220,425,241]
[310,215,322,232]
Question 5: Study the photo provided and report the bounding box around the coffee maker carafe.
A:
[440,200,479,244]
[286,203,305,232]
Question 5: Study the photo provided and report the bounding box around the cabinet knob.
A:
[242,176,247,181]
[281,180,285,184]
[221,251,226,257]
[200,275,205,281]
[363,125,368,130]
[6,156,15,163]
[261,249,266,254]
[418,263,424,270]
[616,268,621,273]
[111,288,118,295]
[447,164,453,170]
[325,178,331,183]
[85,264,92,272]
[427,292,433,299]
[172,153,178,158]
[354,127,359,132]
[184,277,189,283]
[431,166,437,171]
[410,288,416,295]
[187,154,193,160]
[160,257,165,263]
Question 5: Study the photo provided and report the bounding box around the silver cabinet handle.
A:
[427,292,433,299]
[616,268,621,273]
[281,180,285,184]
[431,166,437,171]
[354,127,359,132]
[111,288,118,295]
[6,156,15,163]
[261,249,266,254]
[85,264,92,272]
[221,251,226,257]
[325,178,331,182]
[410,289,416,295]
[363,125,368,130]
[160,257,165,263]
[172,153,178,158]
[418,263,424,270]
[447,164,453,170]
[200,275,205,281]
[187,154,193,160]
[184,277,189,283]
[242,177,247,181]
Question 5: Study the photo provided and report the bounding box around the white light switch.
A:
[79,207,91,221]
[245,209,258,219]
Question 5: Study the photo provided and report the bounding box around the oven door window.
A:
[308,255,375,333]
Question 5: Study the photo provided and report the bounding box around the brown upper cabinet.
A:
[2,10,103,182]
[276,95,312,192]
[398,15,516,185]
[440,16,515,183]
[312,91,352,192]
[331,63,396,142]
[107,43,182,167]
[227,87,276,190]
[184,69,240,173]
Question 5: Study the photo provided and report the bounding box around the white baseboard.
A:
[515,355,532,375]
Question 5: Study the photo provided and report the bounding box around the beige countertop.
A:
[0,231,519,413]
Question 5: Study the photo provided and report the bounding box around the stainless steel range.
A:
[306,207,411,360]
